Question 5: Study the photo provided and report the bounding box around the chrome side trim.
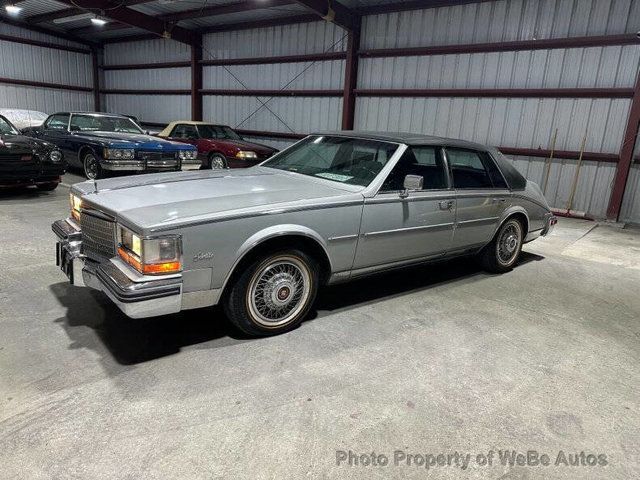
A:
[365,192,456,205]
[350,251,447,277]
[362,222,454,238]
[327,234,358,242]
[150,200,364,232]
[456,216,500,225]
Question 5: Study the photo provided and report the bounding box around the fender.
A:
[491,204,530,238]
[219,224,333,295]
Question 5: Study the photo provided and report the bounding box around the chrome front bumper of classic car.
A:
[52,218,183,318]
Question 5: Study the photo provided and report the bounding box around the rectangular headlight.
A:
[236,151,257,159]
[69,193,82,221]
[179,150,197,160]
[104,148,135,159]
[117,225,182,275]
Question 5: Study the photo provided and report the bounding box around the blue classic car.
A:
[24,112,199,179]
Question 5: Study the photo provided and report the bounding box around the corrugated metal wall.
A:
[39,0,638,222]
[355,0,640,218]
[202,21,347,136]
[102,39,191,123]
[0,23,93,112]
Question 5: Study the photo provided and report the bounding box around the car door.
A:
[353,146,456,271]
[40,114,74,164]
[445,147,511,251]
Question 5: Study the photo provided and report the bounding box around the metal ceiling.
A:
[0,0,475,44]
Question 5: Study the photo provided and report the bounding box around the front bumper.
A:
[52,218,182,318]
[101,158,180,172]
[181,159,202,171]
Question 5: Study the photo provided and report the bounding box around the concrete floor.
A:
[1,178,639,479]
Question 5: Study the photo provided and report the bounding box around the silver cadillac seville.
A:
[53,132,557,336]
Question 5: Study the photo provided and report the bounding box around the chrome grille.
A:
[80,211,116,259]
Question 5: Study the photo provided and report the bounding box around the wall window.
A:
[447,148,506,189]
[381,146,447,192]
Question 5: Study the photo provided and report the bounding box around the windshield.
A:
[70,114,143,134]
[262,136,399,187]
[0,116,19,135]
[197,124,242,141]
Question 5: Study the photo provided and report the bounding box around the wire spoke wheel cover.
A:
[84,154,98,179]
[496,220,522,266]
[210,155,226,169]
[247,255,312,327]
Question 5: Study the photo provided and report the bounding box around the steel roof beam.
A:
[293,0,358,31]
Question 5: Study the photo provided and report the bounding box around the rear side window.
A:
[447,148,507,189]
[381,147,447,191]
[171,124,198,139]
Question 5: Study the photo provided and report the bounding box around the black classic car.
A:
[0,114,64,190]
[24,112,199,179]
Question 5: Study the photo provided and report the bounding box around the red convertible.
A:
[158,121,278,169]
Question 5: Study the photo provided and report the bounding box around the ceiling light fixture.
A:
[5,4,22,15]
[91,16,108,26]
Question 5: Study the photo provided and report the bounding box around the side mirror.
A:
[400,174,423,198]
[146,130,150,135]
[70,125,81,132]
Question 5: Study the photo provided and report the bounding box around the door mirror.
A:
[400,174,423,198]
[70,125,81,132]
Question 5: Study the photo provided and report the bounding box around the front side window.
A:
[69,114,143,134]
[447,148,506,189]
[381,146,447,192]
[262,136,399,187]
[45,114,70,130]
[0,116,19,135]
[197,125,242,141]
[171,124,199,139]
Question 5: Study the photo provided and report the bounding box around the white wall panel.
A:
[104,39,190,64]
[354,97,629,154]
[508,155,616,217]
[203,60,345,90]
[0,85,92,113]
[0,22,85,49]
[362,0,640,49]
[0,40,92,88]
[203,21,347,59]
[359,46,640,90]
[103,94,189,124]
[104,68,191,90]
[203,96,342,133]
[240,136,296,152]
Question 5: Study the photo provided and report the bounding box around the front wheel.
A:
[223,250,319,337]
[83,152,103,180]
[479,218,523,273]
[208,153,227,170]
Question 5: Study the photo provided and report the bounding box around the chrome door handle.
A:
[492,198,506,203]
[438,200,454,210]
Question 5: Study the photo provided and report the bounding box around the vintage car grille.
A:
[80,211,116,260]
[137,151,179,169]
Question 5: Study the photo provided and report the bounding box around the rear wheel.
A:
[209,153,227,170]
[479,218,523,273]
[223,250,318,337]
[83,152,103,180]
[36,182,58,191]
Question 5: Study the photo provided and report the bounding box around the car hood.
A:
[0,133,52,153]
[73,131,194,150]
[205,138,276,153]
[73,167,360,233]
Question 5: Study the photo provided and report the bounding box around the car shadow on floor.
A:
[50,251,544,366]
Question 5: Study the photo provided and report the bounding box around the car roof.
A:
[312,130,490,150]
[51,111,130,118]
[158,121,230,137]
